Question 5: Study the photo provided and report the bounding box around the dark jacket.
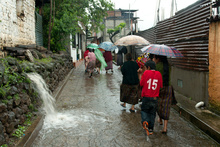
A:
[121,61,139,85]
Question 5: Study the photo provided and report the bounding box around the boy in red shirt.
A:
[140,60,163,135]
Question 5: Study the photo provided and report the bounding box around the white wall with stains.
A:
[0,0,36,48]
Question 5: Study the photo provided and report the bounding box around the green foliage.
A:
[107,23,126,34]
[24,112,33,126]
[24,78,31,84]
[7,95,12,100]
[0,87,7,98]
[28,104,34,111]
[42,0,114,52]
[14,94,20,100]
[0,144,8,147]
[22,90,26,94]
[2,100,8,104]
[12,125,26,138]
[107,29,114,34]
[35,57,52,63]
[107,23,126,42]
[1,58,27,85]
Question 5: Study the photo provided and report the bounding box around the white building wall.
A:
[0,0,35,48]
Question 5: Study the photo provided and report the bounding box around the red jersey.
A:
[140,70,163,97]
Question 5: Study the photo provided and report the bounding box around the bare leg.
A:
[130,105,135,110]
[163,120,168,132]
[158,117,163,125]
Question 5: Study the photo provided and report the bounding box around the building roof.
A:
[118,8,138,12]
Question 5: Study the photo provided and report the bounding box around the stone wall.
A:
[208,21,220,114]
[0,0,36,48]
[0,53,74,145]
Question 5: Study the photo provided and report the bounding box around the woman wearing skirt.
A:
[120,53,141,112]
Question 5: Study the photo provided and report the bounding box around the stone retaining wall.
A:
[0,53,74,145]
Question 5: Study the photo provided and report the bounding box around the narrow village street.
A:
[30,64,219,147]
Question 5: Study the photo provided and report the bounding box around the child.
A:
[140,60,163,135]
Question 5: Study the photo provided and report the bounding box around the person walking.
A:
[87,49,96,78]
[116,50,123,69]
[84,48,90,72]
[103,51,113,73]
[140,60,163,135]
[153,55,175,134]
[120,53,140,112]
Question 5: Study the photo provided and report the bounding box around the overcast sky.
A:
[109,0,199,31]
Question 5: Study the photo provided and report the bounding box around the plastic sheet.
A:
[94,49,107,70]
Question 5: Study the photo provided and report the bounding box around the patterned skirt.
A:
[120,84,141,105]
[96,60,101,68]
[105,61,113,70]
[87,61,96,71]
[157,86,174,120]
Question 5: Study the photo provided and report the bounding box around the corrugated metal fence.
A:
[136,0,210,71]
[35,12,43,46]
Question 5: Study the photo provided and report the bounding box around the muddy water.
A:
[31,65,219,147]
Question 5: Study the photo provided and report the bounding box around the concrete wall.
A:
[171,67,209,104]
[209,21,220,106]
[0,0,36,48]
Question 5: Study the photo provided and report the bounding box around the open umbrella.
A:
[171,47,184,57]
[87,43,99,49]
[141,44,183,57]
[99,41,117,51]
[118,46,127,54]
[114,35,150,46]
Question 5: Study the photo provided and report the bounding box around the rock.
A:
[20,105,28,113]
[8,86,18,95]
[6,57,17,65]
[0,113,8,124]
[0,63,5,86]
[30,50,39,59]
[23,83,30,90]
[7,100,13,110]
[7,112,15,123]
[13,97,21,106]
[0,104,7,113]
[0,121,5,145]
[6,123,15,134]
[19,115,25,124]
[24,50,35,62]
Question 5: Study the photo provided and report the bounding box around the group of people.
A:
[84,48,114,78]
[120,53,175,135]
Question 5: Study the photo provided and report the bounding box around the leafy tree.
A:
[107,22,126,43]
[41,0,114,52]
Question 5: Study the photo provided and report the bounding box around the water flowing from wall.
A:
[27,73,56,115]
[27,73,110,141]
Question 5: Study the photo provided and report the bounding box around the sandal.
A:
[161,130,167,134]
[120,104,126,108]
[129,109,135,112]
[143,121,149,136]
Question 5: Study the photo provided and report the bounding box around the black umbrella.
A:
[118,46,127,54]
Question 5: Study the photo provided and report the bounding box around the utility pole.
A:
[129,3,132,35]
[154,0,161,25]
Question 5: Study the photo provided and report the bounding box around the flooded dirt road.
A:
[31,64,219,147]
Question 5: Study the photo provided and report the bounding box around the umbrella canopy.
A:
[114,35,150,46]
[141,44,183,57]
[98,41,117,51]
[118,46,127,54]
[87,43,99,49]
[171,47,184,57]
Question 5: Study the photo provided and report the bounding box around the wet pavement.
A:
[31,64,219,147]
